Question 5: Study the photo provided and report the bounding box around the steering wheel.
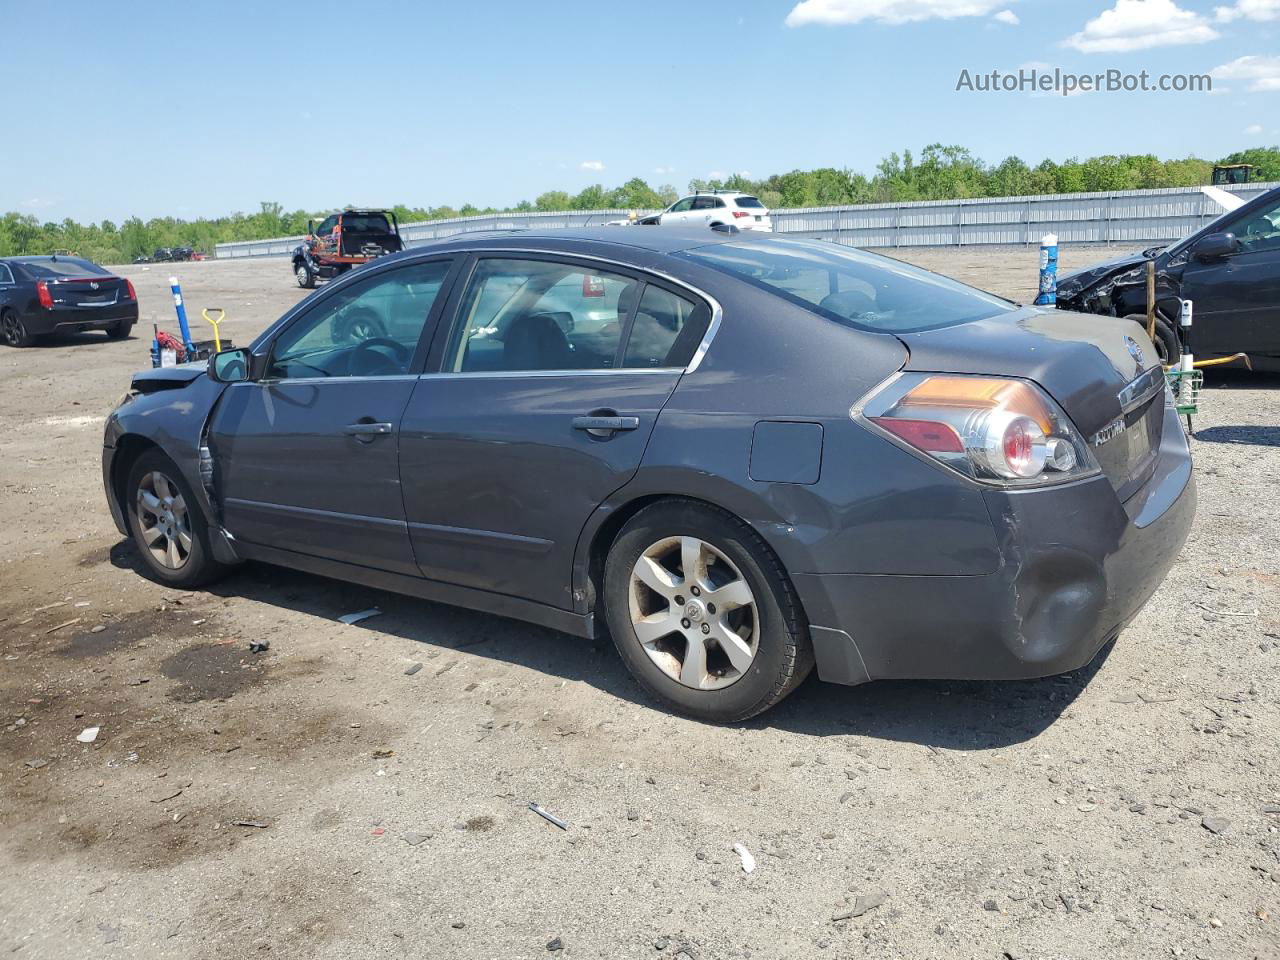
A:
[349,337,410,376]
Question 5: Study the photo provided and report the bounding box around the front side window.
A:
[669,198,695,213]
[446,258,638,373]
[269,260,451,379]
[680,239,1014,333]
[314,215,338,235]
[1228,196,1280,254]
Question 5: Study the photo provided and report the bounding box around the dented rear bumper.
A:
[799,401,1196,685]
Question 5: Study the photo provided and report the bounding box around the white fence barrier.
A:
[215,182,1276,259]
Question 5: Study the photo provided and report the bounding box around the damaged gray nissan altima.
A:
[102,229,1195,722]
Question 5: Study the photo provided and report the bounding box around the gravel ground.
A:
[1,249,1277,960]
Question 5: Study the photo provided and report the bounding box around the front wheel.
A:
[603,500,813,722]
[295,261,315,289]
[125,450,230,588]
[1,310,35,348]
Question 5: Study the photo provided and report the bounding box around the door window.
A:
[0,264,13,285]
[692,197,719,210]
[622,285,711,368]
[268,261,451,379]
[1230,197,1280,254]
[445,258,638,372]
[668,198,695,213]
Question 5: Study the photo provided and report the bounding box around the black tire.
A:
[1125,314,1179,366]
[1,310,35,348]
[603,500,813,723]
[295,261,315,289]
[125,449,230,589]
[106,319,134,340]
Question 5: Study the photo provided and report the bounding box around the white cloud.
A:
[20,198,55,210]
[786,0,1010,27]
[1245,123,1265,133]
[993,9,1019,24]
[1215,0,1280,22]
[1062,0,1219,53]
[1210,54,1280,90]
[738,170,753,179]
[708,170,727,180]
[654,165,676,175]
[579,160,605,171]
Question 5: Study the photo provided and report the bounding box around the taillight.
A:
[36,280,53,309]
[732,210,751,218]
[855,373,1097,487]
[124,279,137,301]
[582,275,605,298]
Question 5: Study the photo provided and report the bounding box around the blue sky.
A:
[3,0,1276,222]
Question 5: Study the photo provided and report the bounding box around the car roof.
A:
[426,225,752,256]
[4,255,94,264]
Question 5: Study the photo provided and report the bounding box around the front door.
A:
[1179,193,1280,358]
[399,255,712,610]
[208,258,455,576]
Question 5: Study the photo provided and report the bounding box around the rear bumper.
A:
[797,402,1196,685]
[24,302,138,335]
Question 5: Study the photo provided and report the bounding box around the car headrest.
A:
[504,312,571,371]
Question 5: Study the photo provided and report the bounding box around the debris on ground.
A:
[404,662,423,676]
[833,892,888,921]
[232,819,270,829]
[1201,815,1231,834]
[732,842,756,873]
[529,802,568,830]
[338,608,382,625]
[76,726,100,743]
[546,936,564,951]
[46,617,82,634]
[248,640,270,653]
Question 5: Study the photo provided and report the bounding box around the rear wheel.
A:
[1,310,34,348]
[295,261,315,289]
[106,319,134,340]
[1125,314,1179,366]
[125,449,230,588]
[603,500,813,722]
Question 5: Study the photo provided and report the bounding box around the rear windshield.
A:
[342,214,392,233]
[734,196,765,209]
[679,239,1014,333]
[18,258,111,279]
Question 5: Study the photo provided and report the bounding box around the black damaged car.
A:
[1056,185,1280,369]
[0,256,138,347]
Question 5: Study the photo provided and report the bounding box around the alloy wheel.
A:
[136,471,192,570]
[628,536,758,690]
[1,313,22,346]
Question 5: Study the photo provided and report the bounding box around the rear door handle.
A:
[572,415,640,437]
[344,421,394,440]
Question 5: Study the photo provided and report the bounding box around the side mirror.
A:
[1192,232,1240,262]
[208,347,253,383]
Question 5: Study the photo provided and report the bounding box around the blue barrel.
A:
[1034,234,1058,306]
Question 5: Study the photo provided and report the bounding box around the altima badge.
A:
[1092,416,1126,446]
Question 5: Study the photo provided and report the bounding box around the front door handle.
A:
[572,414,640,438]
[345,421,394,442]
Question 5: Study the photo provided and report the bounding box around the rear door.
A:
[1178,194,1280,357]
[399,254,712,610]
[207,258,456,575]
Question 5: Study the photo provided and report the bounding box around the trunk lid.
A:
[50,276,124,308]
[897,306,1165,501]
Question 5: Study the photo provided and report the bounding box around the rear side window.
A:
[734,196,765,209]
[680,239,1014,333]
[0,264,14,284]
[622,286,710,369]
[18,258,110,279]
[446,258,636,373]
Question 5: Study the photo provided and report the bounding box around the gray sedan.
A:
[102,229,1195,722]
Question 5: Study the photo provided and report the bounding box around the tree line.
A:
[2,145,1276,265]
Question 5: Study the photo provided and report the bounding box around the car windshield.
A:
[18,258,111,279]
[735,196,765,209]
[679,239,1015,333]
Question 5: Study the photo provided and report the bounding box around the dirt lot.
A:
[1,249,1277,960]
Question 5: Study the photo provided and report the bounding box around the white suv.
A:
[658,192,772,232]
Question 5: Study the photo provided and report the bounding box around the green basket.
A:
[1165,368,1203,416]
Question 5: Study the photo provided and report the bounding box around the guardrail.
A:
[215,182,1276,259]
